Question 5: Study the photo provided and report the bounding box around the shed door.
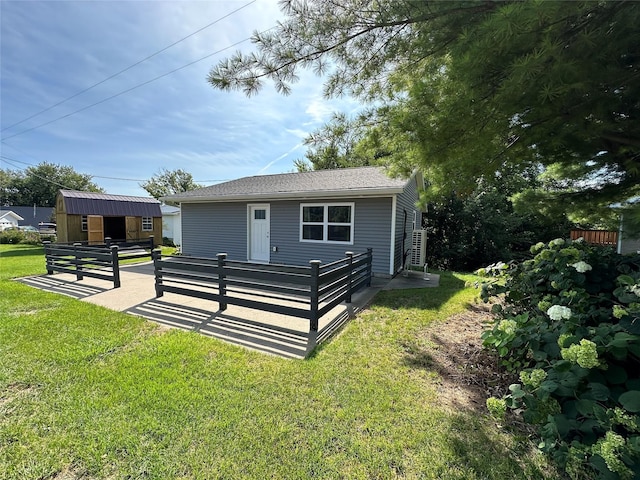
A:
[87,215,104,245]
[126,216,138,240]
[248,204,270,263]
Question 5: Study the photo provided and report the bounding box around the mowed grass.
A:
[0,244,559,479]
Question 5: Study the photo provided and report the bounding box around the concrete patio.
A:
[17,262,439,359]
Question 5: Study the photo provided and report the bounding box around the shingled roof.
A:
[164,166,410,203]
[59,190,161,217]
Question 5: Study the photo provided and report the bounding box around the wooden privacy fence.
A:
[570,230,618,246]
[153,249,373,332]
[44,242,122,288]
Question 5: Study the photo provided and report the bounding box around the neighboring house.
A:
[163,166,425,277]
[0,210,24,231]
[161,204,182,246]
[1,206,55,228]
[618,219,640,255]
[56,190,162,245]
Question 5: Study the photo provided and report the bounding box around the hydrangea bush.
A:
[479,239,640,479]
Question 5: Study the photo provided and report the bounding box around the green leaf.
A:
[620,316,640,335]
[618,274,636,286]
[539,380,558,393]
[606,365,628,385]
[619,390,640,412]
[608,332,638,348]
[575,399,595,416]
[585,383,610,401]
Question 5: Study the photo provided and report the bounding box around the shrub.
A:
[479,239,640,479]
[0,229,41,245]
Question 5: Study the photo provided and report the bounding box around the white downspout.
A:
[617,214,623,254]
[389,195,397,276]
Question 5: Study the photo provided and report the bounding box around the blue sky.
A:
[1,0,358,197]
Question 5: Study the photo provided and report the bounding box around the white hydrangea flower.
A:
[570,261,592,273]
[547,305,572,320]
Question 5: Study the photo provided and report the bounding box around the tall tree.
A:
[0,162,103,206]
[294,112,379,171]
[209,0,640,217]
[140,168,202,204]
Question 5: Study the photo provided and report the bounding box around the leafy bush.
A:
[0,229,40,245]
[424,188,572,271]
[479,239,640,479]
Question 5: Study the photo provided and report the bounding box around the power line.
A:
[0,152,230,184]
[0,156,77,191]
[0,31,270,142]
[1,0,257,134]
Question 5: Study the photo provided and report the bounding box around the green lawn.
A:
[0,244,559,479]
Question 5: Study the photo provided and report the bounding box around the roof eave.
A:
[164,187,405,204]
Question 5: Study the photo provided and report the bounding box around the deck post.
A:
[217,253,228,311]
[366,248,373,286]
[74,242,84,281]
[309,260,321,332]
[152,249,163,297]
[149,235,155,250]
[44,241,53,274]
[345,251,354,303]
[111,245,121,288]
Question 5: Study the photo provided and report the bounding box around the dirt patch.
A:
[403,303,517,413]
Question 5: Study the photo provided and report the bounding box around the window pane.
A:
[303,225,323,240]
[303,206,324,222]
[254,209,266,220]
[328,225,351,242]
[328,205,351,223]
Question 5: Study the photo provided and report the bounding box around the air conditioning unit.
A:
[410,229,427,266]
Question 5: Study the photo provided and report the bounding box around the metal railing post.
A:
[217,253,228,311]
[111,245,120,288]
[105,237,112,248]
[345,251,354,303]
[74,242,84,281]
[309,260,321,332]
[152,249,163,297]
[44,241,53,274]
[367,248,373,286]
[149,235,154,251]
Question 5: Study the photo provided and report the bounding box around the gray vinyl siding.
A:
[269,197,393,275]
[181,197,394,274]
[181,202,247,260]
[620,237,640,255]
[394,176,422,272]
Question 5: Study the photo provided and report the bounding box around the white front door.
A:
[248,204,270,263]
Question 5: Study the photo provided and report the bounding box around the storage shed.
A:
[56,190,162,245]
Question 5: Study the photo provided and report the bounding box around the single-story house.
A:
[1,206,55,228]
[56,190,162,245]
[163,166,426,277]
[161,204,182,246]
[0,210,24,231]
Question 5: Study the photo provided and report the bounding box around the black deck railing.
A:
[49,236,155,261]
[152,249,373,331]
[43,242,122,288]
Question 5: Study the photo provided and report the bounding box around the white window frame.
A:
[142,216,153,232]
[299,202,354,245]
[81,215,88,232]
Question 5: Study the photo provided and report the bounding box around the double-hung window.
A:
[300,203,354,244]
[81,215,88,232]
[142,217,153,232]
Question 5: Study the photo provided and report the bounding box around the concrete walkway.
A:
[17,262,439,359]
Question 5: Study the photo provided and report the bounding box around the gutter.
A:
[163,187,405,204]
